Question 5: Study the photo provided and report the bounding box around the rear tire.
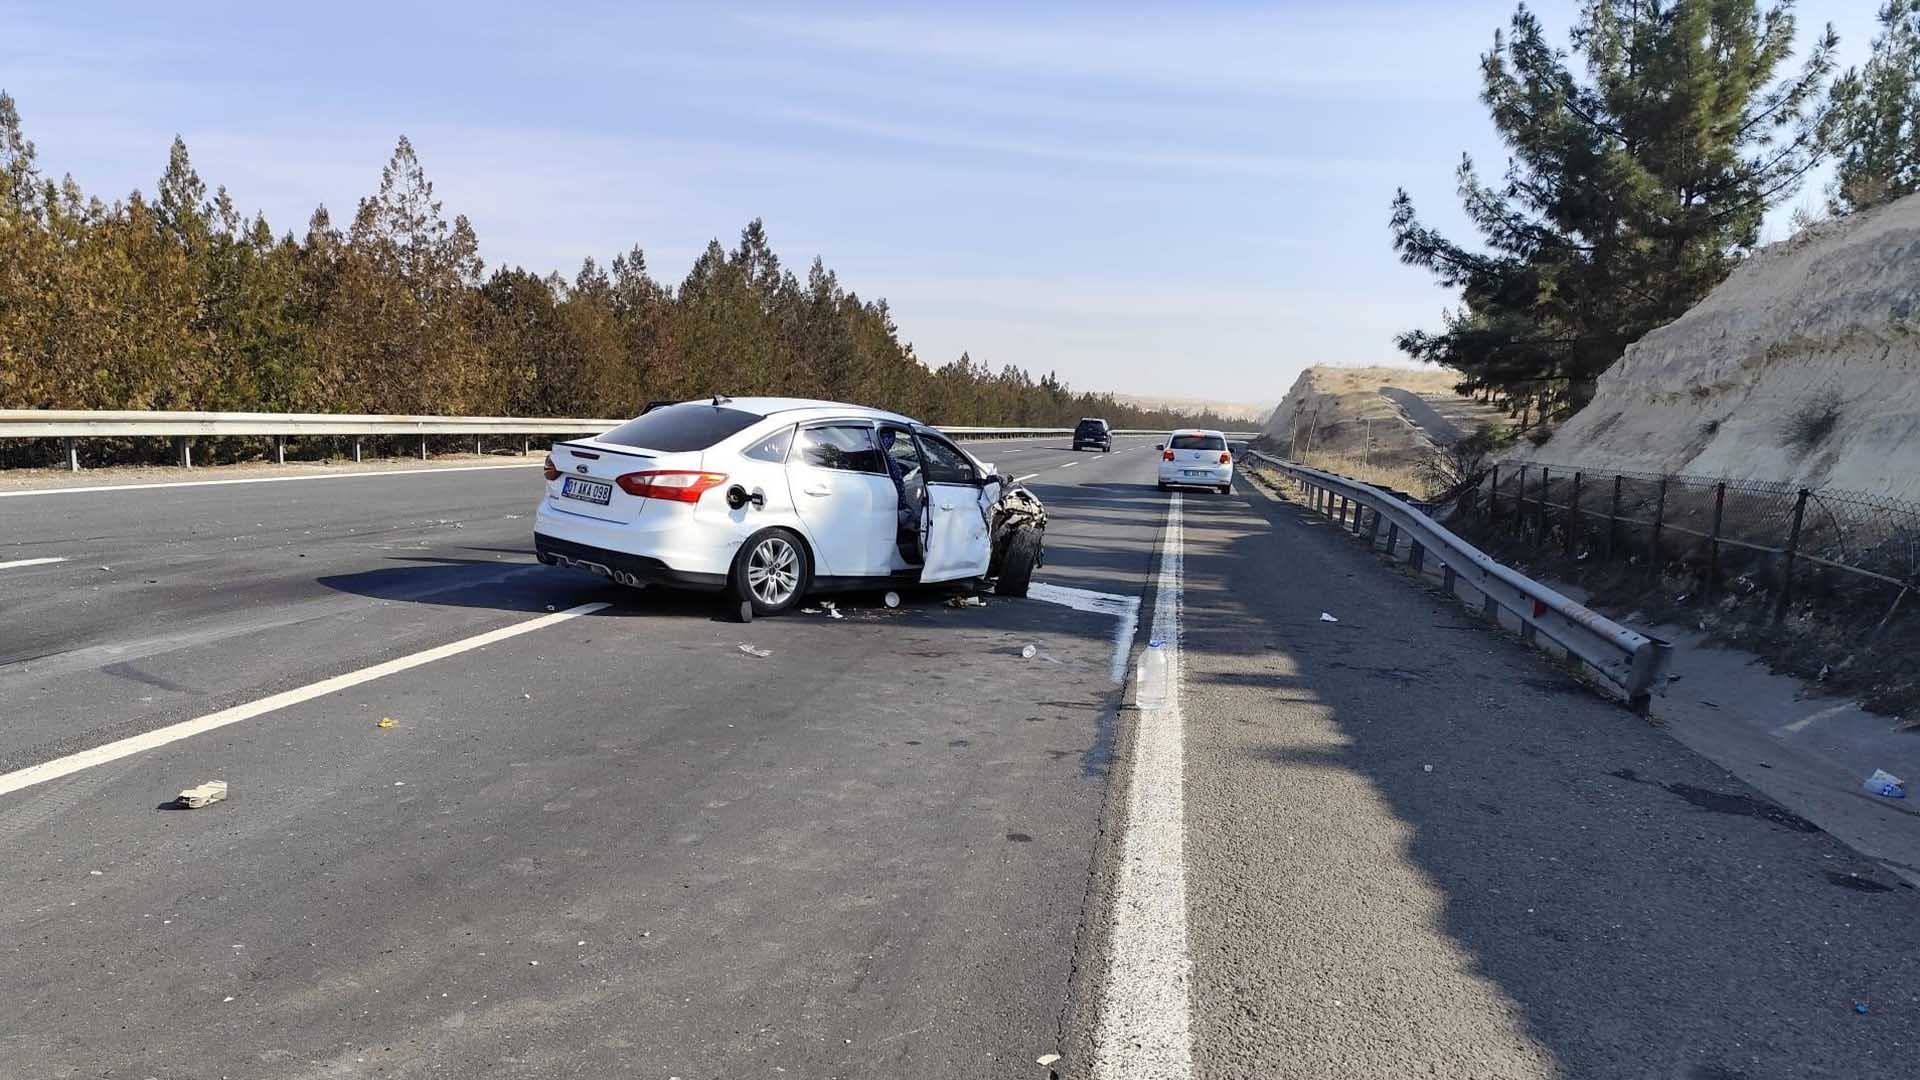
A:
[1157,481,1170,492]
[994,527,1043,598]
[729,528,811,619]
[1219,484,1232,495]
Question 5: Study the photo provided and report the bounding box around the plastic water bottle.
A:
[1137,640,1170,708]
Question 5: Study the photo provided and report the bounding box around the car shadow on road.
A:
[1167,476,1920,1079]
[315,554,730,620]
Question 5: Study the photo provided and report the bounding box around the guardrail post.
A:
[1774,488,1809,624]
[177,437,192,469]
[64,437,79,473]
[1648,477,1667,577]
[1409,540,1426,573]
[1367,509,1381,547]
[353,438,363,463]
[522,437,530,456]
[1487,464,1500,523]
[273,435,286,465]
[1706,482,1725,601]
[1352,504,1365,535]
[475,436,483,456]
[1442,563,1456,594]
[1536,466,1551,548]
[1607,474,1622,561]
[1566,472,1582,557]
[1387,522,1400,556]
[420,437,428,461]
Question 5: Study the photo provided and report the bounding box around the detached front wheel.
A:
[994,527,1043,598]
[729,528,811,619]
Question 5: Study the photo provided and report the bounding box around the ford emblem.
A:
[576,465,588,474]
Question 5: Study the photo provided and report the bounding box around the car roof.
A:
[676,397,919,426]
[1171,428,1226,436]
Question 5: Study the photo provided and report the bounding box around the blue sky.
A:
[0,1,1876,404]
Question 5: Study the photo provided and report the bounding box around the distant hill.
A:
[1108,394,1276,424]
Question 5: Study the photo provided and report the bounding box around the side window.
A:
[795,424,884,474]
[917,432,980,485]
[879,427,922,480]
[741,425,795,463]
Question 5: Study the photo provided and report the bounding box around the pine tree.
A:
[1391,1,1835,414]
[1823,0,1920,212]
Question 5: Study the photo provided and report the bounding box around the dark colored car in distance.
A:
[1072,417,1113,452]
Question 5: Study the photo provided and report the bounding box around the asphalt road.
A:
[3,435,1916,1079]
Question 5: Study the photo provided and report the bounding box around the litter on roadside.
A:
[949,595,987,608]
[821,601,844,619]
[375,717,398,729]
[737,643,772,658]
[1319,612,1339,623]
[1862,769,1906,798]
[175,780,228,808]
[1020,644,1038,659]
[884,591,901,608]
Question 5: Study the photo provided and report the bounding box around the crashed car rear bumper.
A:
[534,532,728,591]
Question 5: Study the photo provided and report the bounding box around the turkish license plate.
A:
[561,476,613,505]
[1183,469,1207,477]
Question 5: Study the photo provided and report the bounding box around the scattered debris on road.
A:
[1021,644,1038,659]
[376,717,398,729]
[175,780,228,808]
[1319,612,1339,623]
[1862,769,1906,798]
[821,600,844,619]
[884,591,901,608]
[949,595,987,608]
[737,643,772,658]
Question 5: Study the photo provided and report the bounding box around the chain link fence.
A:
[1462,462,1919,625]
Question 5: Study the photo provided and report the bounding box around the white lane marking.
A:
[1013,473,1041,483]
[0,461,544,499]
[0,557,67,571]
[1058,461,1079,469]
[1773,700,1859,737]
[1026,581,1141,683]
[1093,491,1192,1079]
[0,602,610,798]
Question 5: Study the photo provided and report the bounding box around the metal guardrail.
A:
[1246,451,1673,712]
[0,409,1259,470]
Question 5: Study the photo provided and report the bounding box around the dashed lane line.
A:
[0,557,67,571]
[0,462,546,499]
[0,602,610,798]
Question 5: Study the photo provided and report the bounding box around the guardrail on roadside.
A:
[1245,451,1673,713]
[0,409,1259,470]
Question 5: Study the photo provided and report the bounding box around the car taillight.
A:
[615,470,728,503]
[543,454,560,481]
[1220,452,1232,464]
[1162,450,1174,461]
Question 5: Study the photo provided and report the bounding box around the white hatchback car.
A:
[534,397,1043,618]
[1157,429,1235,494]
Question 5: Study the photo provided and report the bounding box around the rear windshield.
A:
[1076,420,1107,433]
[598,404,761,452]
[1171,434,1226,451]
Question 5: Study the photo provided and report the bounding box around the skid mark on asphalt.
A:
[1092,491,1192,1079]
[0,602,610,798]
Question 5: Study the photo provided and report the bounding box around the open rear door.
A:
[914,430,993,583]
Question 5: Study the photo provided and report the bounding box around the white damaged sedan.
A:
[534,397,1045,620]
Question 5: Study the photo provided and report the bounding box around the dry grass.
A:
[1247,450,1436,500]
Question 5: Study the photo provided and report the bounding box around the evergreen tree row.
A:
[1392,0,1920,427]
[0,94,1236,435]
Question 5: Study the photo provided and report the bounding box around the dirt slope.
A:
[1522,191,1920,500]
[1261,366,1499,464]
